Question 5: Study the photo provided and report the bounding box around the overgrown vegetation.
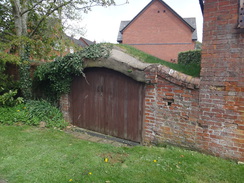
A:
[0,52,20,93]
[34,43,112,103]
[0,89,23,107]
[0,100,67,128]
[0,51,23,107]
[117,44,201,77]
[0,125,243,183]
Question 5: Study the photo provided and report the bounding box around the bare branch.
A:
[74,0,128,11]
[21,0,45,16]
[29,0,73,37]
[0,3,12,11]
[0,31,15,37]
[0,37,11,42]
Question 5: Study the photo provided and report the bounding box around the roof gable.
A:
[66,35,93,47]
[120,0,195,34]
[79,37,95,46]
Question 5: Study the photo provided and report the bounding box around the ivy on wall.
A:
[34,43,112,103]
[0,52,20,94]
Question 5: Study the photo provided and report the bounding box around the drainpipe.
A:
[199,0,204,15]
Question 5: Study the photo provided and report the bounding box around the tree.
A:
[0,0,128,99]
[1,0,128,58]
[195,41,202,50]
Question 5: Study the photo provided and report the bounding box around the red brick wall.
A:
[143,65,201,148]
[122,0,195,62]
[60,94,72,123]
[199,0,244,161]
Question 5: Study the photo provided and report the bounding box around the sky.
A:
[69,0,203,43]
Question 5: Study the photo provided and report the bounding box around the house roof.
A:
[79,36,95,46]
[117,0,197,42]
[117,20,130,43]
[67,36,94,47]
[184,17,198,40]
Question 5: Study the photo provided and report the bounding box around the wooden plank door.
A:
[71,68,144,142]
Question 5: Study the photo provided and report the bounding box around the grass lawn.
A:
[0,125,243,183]
[116,44,201,77]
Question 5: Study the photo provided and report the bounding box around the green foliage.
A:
[34,43,112,102]
[195,41,202,50]
[178,50,201,65]
[0,89,23,107]
[34,52,83,102]
[25,100,68,128]
[0,0,117,62]
[0,105,28,125]
[0,100,67,128]
[80,43,112,59]
[0,52,20,94]
[0,51,20,64]
[19,62,32,100]
[117,44,201,77]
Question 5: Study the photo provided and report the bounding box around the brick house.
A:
[117,0,198,62]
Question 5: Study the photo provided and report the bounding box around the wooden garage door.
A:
[71,68,144,142]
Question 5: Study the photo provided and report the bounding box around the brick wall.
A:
[143,64,201,148]
[60,94,72,123]
[199,0,244,161]
[122,0,195,62]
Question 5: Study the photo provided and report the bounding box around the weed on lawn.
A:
[0,125,243,183]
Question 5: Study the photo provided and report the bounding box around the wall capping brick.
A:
[145,64,200,89]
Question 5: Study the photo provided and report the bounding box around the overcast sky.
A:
[70,0,203,43]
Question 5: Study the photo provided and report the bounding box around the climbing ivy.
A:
[19,45,33,100]
[0,52,20,94]
[34,43,112,103]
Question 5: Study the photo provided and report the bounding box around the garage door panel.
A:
[71,68,144,142]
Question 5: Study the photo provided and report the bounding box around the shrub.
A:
[178,50,201,65]
[0,104,28,125]
[0,89,24,107]
[0,52,20,94]
[25,100,68,128]
[0,100,68,129]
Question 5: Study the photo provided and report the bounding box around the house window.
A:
[239,0,244,28]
